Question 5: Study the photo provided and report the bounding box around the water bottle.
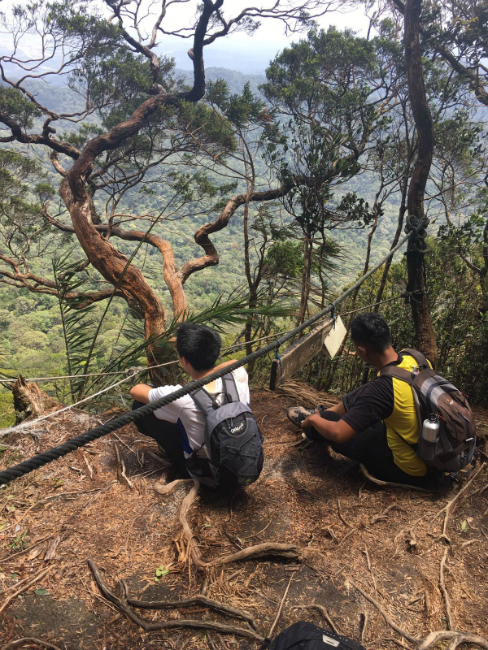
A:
[422,414,439,442]
[419,414,439,462]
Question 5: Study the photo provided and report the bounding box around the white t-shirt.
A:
[148,367,250,456]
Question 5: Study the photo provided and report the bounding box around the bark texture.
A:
[404,0,437,361]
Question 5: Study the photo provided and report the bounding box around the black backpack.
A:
[260,622,366,650]
[380,348,477,472]
[189,373,264,489]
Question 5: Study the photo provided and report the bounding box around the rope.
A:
[338,292,412,317]
[0,333,298,385]
[0,232,412,487]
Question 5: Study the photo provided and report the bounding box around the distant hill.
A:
[175,67,266,96]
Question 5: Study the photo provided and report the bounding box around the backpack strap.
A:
[190,372,239,414]
[190,388,219,415]
[400,348,430,369]
[222,372,239,403]
[379,365,415,383]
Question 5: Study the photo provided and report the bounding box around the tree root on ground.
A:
[359,464,431,493]
[160,478,300,570]
[351,578,488,650]
[3,639,62,650]
[417,631,488,650]
[349,578,419,644]
[123,589,257,629]
[439,547,453,630]
[87,559,264,642]
[431,464,485,543]
[294,604,340,634]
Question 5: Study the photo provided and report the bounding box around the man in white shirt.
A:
[130,323,250,479]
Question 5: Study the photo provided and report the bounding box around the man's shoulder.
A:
[232,366,249,383]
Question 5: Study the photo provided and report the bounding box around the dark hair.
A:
[350,313,392,353]
[176,323,221,371]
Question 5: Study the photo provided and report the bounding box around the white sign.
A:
[323,315,347,358]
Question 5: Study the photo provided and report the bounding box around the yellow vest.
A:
[383,353,431,477]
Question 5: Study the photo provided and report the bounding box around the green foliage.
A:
[0,392,15,428]
[264,241,304,279]
[0,87,42,128]
[53,252,99,400]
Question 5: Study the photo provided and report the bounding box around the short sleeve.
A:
[341,377,394,433]
[148,384,186,422]
[232,367,250,405]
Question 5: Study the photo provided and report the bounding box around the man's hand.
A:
[301,412,357,445]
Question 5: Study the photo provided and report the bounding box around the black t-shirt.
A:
[341,366,398,433]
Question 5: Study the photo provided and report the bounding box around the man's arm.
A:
[301,413,357,445]
[130,384,152,404]
[129,359,238,405]
[326,401,346,416]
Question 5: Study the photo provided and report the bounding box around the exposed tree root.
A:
[417,631,488,650]
[431,464,485,542]
[125,592,257,629]
[359,464,431,493]
[349,579,419,644]
[154,478,195,496]
[370,503,406,524]
[166,479,300,570]
[3,639,62,650]
[0,566,52,615]
[294,604,340,634]
[206,543,300,568]
[87,559,264,642]
[439,547,453,630]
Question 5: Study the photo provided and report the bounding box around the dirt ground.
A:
[1,386,487,650]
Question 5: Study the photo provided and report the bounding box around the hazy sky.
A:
[0,0,370,74]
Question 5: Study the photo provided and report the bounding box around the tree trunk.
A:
[404,0,437,361]
[12,376,63,424]
[296,237,312,329]
[60,181,168,364]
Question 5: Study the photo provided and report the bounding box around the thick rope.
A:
[0,233,412,487]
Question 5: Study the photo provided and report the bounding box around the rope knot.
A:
[405,214,429,253]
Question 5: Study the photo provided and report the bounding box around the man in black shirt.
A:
[288,313,438,487]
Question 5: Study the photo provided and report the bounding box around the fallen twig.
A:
[87,559,263,641]
[370,503,405,524]
[363,546,377,593]
[294,604,339,634]
[267,574,294,640]
[432,464,485,542]
[337,498,351,528]
[349,579,419,644]
[439,547,453,630]
[0,566,52,615]
[360,610,369,643]
[83,452,94,479]
[417,630,488,650]
[2,639,62,650]
[115,444,133,489]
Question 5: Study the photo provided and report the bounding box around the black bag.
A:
[189,373,264,489]
[380,348,476,472]
[260,622,366,650]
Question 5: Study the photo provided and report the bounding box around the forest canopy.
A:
[0,0,487,407]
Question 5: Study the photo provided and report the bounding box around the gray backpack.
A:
[189,373,264,489]
[380,349,476,472]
